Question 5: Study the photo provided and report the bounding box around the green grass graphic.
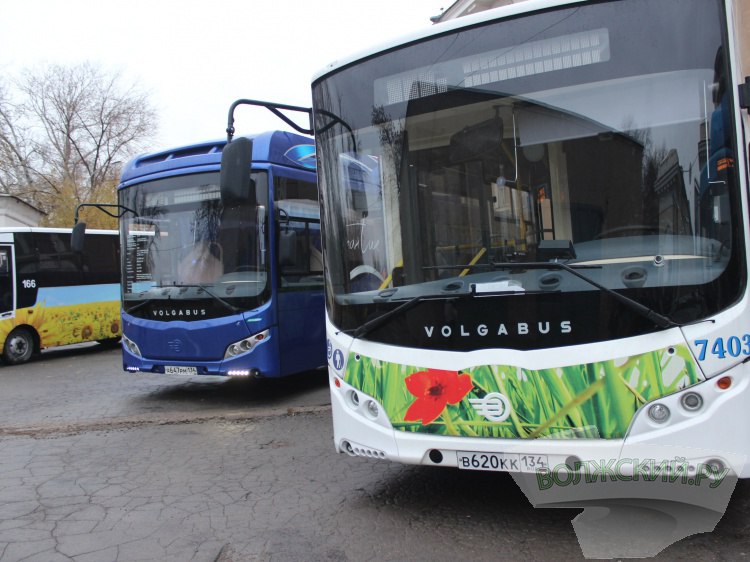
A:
[345,346,700,439]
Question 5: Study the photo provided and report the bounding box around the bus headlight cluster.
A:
[224,329,269,359]
[647,391,705,425]
[122,334,142,357]
[346,389,380,419]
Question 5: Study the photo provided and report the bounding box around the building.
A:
[0,195,45,226]
[432,0,528,22]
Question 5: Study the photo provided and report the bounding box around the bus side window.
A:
[0,248,13,313]
[33,232,82,287]
[276,175,323,288]
[13,233,37,309]
[83,235,120,284]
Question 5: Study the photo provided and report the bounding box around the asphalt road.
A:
[0,344,748,561]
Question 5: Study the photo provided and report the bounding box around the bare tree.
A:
[0,80,35,196]
[0,63,157,227]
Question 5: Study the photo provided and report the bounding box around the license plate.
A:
[457,451,549,472]
[164,365,197,375]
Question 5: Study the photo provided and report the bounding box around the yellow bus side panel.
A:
[0,301,121,350]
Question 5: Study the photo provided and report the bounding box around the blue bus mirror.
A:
[279,229,297,267]
[220,137,254,204]
[71,221,87,253]
[449,116,504,182]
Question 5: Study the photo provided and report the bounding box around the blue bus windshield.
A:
[119,171,270,319]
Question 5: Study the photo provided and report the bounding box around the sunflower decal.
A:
[0,300,120,349]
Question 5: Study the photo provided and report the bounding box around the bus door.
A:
[274,171,326,375]
[0,245,15,319]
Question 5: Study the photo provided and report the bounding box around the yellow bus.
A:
[0,227,120,365]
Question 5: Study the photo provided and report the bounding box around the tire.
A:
[3,328,35,365]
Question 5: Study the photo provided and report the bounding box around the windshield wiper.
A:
[125,284,242,316]
[123,298,152,316]
[168,284,241,314]
[350,282,556,339]
[489,261,677,329]
[349,260,676,339]
[350,293,464,339]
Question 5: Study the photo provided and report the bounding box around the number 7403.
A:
[694,336,750,360]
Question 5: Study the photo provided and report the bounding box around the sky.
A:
[0,0,448,155]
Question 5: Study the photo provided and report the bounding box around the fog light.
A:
[680,392,703,412]
[648,403,670,423]
[348,390,360,408]
[366,400,379,418]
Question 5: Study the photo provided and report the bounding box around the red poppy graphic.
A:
[404,369,473,425]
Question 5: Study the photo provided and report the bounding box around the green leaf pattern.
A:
[344,346,701,439]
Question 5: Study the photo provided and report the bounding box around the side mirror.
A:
[220,137,254,204]
[449,116,504,164]
[71,221,87,253]
[449,116,505,183]
[279,230,297,267]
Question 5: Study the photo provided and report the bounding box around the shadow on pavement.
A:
[0,341,120,370]
[134,368,330,410]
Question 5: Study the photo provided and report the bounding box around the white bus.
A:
[313,0,750,476]
[0,227,120,365]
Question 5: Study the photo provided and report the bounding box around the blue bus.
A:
[116,131,325,378]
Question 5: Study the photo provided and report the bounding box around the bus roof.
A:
[312,0,584,83]
[119,130,315,187]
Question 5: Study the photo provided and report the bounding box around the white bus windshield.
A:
[313,0,743,345]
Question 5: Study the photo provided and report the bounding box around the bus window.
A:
[276,176,323,288]
[0,247,13,315]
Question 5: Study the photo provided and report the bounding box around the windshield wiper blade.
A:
[490,261,677,329]
[123,298,152,315]
[163,284,241,314]
[351,293,462,339]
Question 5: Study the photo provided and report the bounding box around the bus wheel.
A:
[3,328,35,365]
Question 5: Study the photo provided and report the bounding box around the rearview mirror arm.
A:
[73,203,138,225]
[226,99,313,142]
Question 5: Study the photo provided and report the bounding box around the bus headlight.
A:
[122,334,142,357]
[647,403,670,423]
[680,392,703,412]
[224,329,270,359]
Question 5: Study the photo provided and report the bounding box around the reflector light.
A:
[717,376,732,390]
